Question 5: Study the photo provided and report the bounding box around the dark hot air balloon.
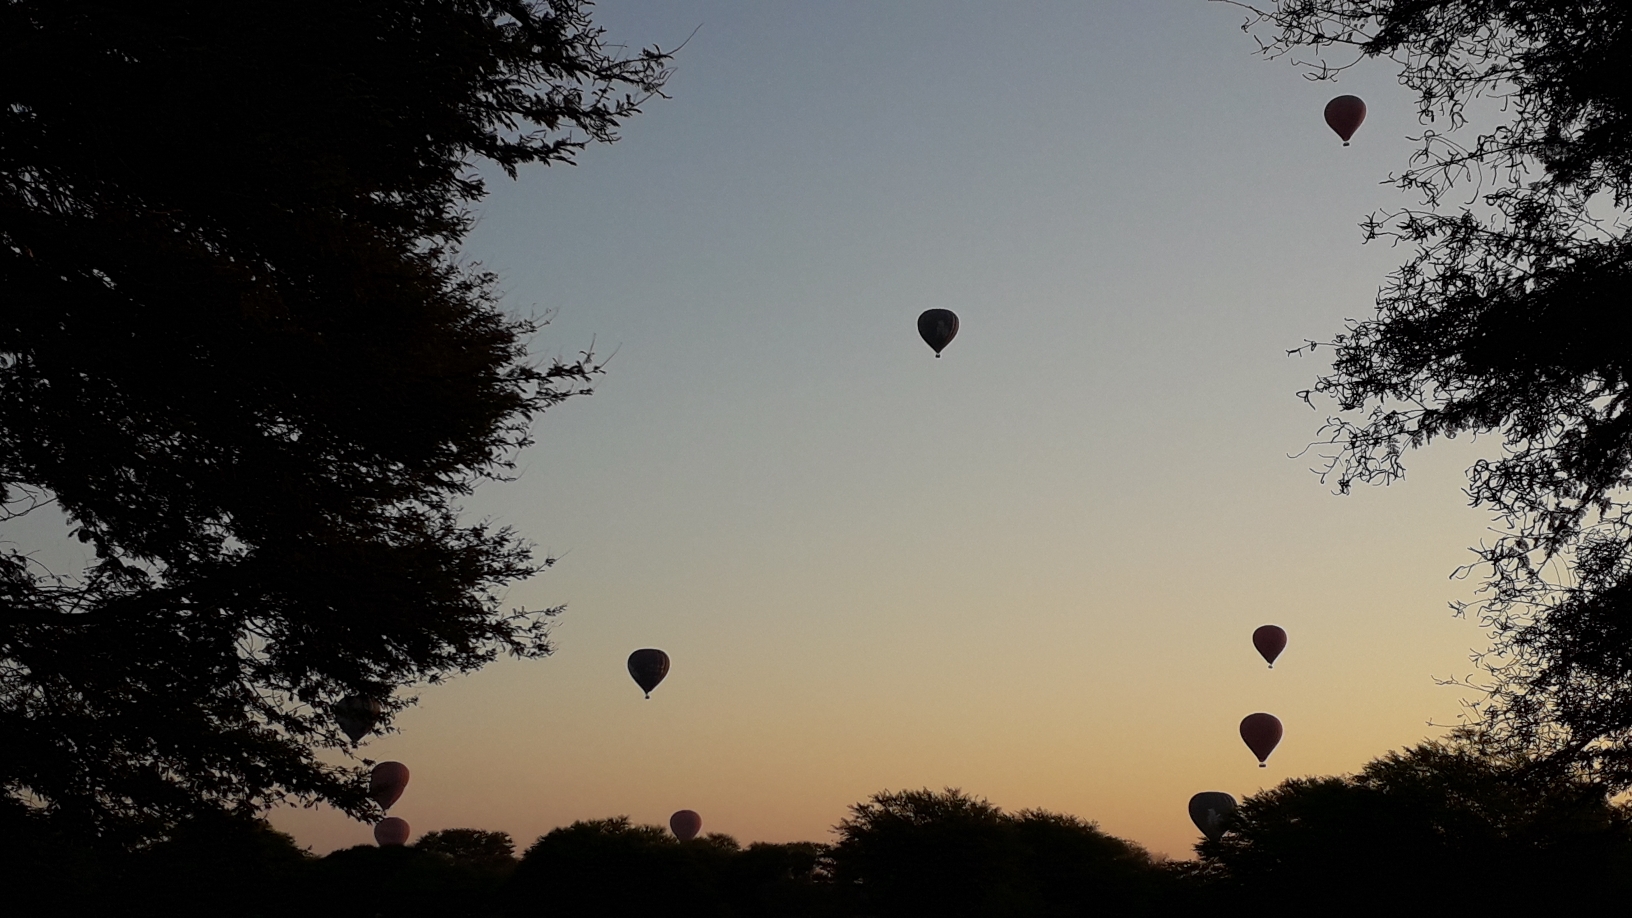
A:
[628,649,670,698]
[334,695,381,744]
[670,809,703,841]
[1187,792,1236,842]
[1253,625,1288,668]
[1324,95,1366,145]
[917,309,959,357]
[375,817,410,847]
[1240,713,1283,767]
[370,761,410,810]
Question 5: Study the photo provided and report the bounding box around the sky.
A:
[263,0,1508,859]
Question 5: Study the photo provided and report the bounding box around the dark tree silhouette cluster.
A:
[1200,743,1632,912]
[0,0,670,843]
[1221,1,1632,781]
[4,768,1629,917]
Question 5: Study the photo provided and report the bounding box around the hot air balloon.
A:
[1253,625,1288,668]
[334,695,381,743]
[628,649,670,698]
[1187,792,1236,842]
[375,817,410,847]
[670,809,703,841]
[1240,713,1283,767]
[917,309,959,357]
[1324,95,1367,145]
[370,761,410,810]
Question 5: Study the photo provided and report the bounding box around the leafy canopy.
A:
[1219,0,1632,782]
[0,0,670,843]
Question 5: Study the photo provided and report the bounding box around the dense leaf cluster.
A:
[0,0,670,842]
[1222,1,1632,780]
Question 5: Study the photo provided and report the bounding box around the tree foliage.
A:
[1220,0,1632,781]
[1202,743,1632,911]
[832,788,1167,918]
[0,0,671,843]
[416,827,519,873]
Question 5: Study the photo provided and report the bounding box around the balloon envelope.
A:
[1253,625,1288,668]
[670,809,703,841]
[370,761,410,810]
[1187,792,1237,842]
[1324,95,1367,144]
[334,695,381,743]
[374,817,410,847]
[628,649,670,698]
[1240,713,1283,767]
[917,309,959,357]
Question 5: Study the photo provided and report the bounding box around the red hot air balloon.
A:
[1324,95,1367,145]
[1187,792,1236,842]
[1253,625,1288,668]
[1240,713,1283,767]
[370,761,410,810]
[628,649,670,698]
[670,809,703,841]
[917,309,959,357]
[375,817,410,847]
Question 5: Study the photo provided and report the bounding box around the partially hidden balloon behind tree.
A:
[370,761,410,810]
[917,309,959,357]
[375,817,410,847]
[670,809,703,841]
[334,695,382,744]
[1240,713,1284,767]
[1324,94,1367,144]
[627,649,670,698]
[1252,625,1288,668]
[1187,792,1236,842]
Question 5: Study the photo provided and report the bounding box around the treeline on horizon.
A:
[6,743,1631,918]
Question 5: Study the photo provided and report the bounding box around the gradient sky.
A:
[260,1,1505,859]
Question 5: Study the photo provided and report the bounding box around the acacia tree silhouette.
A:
[0,0,670,844]
[1220,0,1632,783]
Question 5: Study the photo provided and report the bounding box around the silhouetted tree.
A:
[1202,743,1632,912]
[416,827,519,875]
[0,1,671,844]
[722,841,846,918]
[831,788,1170,917]
[123,814,312,918]
[505,817,735,917]
[1220,0,1632,783]
[309,842,516,918]
[0,795,108,917]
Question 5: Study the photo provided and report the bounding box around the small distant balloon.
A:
[1187,792,1237,842]
[1324,95,1367,145]
[1253,625,1288,668]
[375,817,410,847]
[628,649,670,698]
[334,695,381,744]
[370,761,410,810]
[1240,713,1283,767]
[917,309,959,357]
[670,809,703,841]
